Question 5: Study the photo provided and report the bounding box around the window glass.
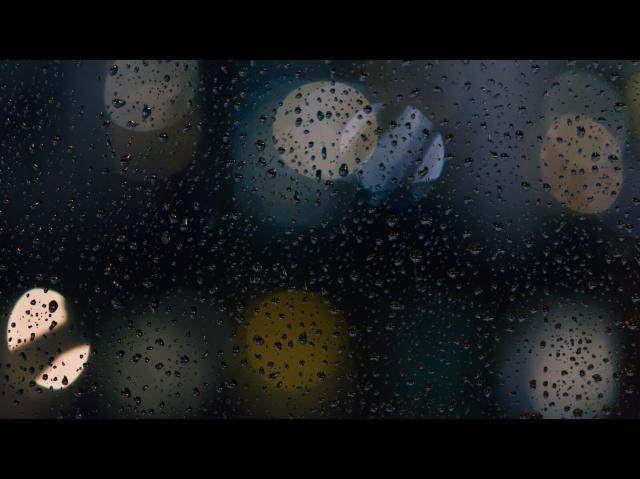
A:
[0,59,635,419]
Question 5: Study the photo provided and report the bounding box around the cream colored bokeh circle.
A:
[540,114,622,214]
[104,60,198,132]
[499,301,619,419]
[6,288,68,351]
[5,288,90,392]
[526,322,615,419]
[273,81,378,179]
[36,343,90,390]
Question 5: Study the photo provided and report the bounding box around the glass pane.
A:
[0,59,635,419]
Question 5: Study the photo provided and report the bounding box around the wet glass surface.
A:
[1,59,639,419]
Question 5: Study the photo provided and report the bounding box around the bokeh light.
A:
[232,80,360,232]
[104,60,201,181]
[497,299,620,419]
[237,290,352,416]
[358,105,445,205]
[35,343,90,390]
[6,288,68,351]
[272,81,378,180]
[3,59,640,420]
[104,60,198,132]
[0,288,91,417]
[98,291,230,418]
[540,114,623,214]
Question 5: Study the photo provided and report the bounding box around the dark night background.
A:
[0,59,638,419]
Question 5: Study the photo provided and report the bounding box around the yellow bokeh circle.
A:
[243,290,349,394]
